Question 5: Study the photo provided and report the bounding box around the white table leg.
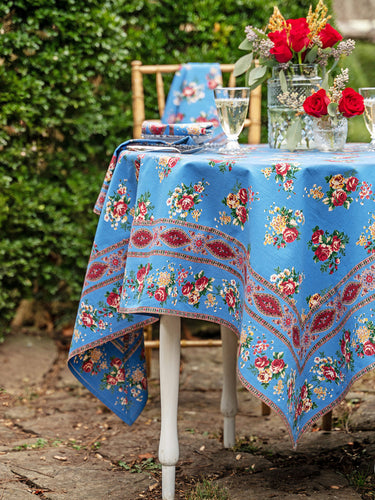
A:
[220,325,238,448]
[158,315,181,500]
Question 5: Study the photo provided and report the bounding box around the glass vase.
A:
[312,116,348,152]
[267,64,321,150]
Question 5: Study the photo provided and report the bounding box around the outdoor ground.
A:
[0,324,375,499]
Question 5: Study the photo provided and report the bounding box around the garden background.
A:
[1,0,374,338]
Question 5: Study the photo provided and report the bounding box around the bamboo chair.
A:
[131,59,269,417]
[131,60,262,144]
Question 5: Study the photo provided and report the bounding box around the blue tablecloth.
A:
[68,143,375,445]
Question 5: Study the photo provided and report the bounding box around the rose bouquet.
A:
[303,69,365,122]
[234,0,354,89]
[303,69,364,151]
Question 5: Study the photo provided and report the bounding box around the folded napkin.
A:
[141,120,214,138]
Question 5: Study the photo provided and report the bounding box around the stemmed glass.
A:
[214,87,250,153]
[359,87,375,151]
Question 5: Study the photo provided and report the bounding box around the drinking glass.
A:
[214,87,250,153]
[359,87,375,151]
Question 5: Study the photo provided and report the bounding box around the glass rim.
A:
[214,86,250,90]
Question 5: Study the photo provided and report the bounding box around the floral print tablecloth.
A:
[68,143,375,445]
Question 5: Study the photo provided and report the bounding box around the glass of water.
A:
[214,87,250,153]
[359,87,375,151]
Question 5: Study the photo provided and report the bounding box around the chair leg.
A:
[220,325,238,448]
[322,410,333,431]
[261,402,271,416]
[158,315,181,500]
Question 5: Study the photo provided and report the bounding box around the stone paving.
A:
[0,332,374,499]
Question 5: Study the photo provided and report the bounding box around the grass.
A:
[186,478,229,500]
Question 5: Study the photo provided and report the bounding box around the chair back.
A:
[131,60,262,144]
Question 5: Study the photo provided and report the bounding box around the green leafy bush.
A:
[0,0,341,331]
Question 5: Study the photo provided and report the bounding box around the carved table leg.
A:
[220,325,238,448]
[158,315,181,500]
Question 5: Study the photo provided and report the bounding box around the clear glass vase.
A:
[267,64,321,150]
[312,116,348,152]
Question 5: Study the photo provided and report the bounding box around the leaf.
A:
[233,53,253,77]
[286,118,302,151]
[247,65,267,88]
[305,45,318,63]
[279,69,287,93]
[327,102,338,118]
[238,38,253,51]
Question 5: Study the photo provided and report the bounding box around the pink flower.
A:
[81,312,94,328]
[82,360,94,373]
[179,194,195,211]
[332,188,347,206]
[238,188,248,204]
[154,287,167,302]
[236,205,248,224]
[363,341,375,356]
[254,356,269,370]
[279,279,296,296]
[107,292,120,308]
[322,365,337,381]
[283,227,298,243]
[275,162,291,177]
[112,200,128,218]
[195,276,209,292]
[270,358,285,374]
[182,282,194,296]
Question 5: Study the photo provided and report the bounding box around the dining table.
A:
[68,141,375,499]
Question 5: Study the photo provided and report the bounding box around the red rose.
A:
[137,265,149,283]
[322,365,337,381]
[268,30,293,63]
[106,375,118,386]
[195,276,209,292]
[311,229,324,244]
[338,88,365,118]
[138,201,147,216]
[279,279,296,296]
[182,282,194,296]
[303,89,330,117]
[110,357,122,368]
[154,287,167,302]
[363,341,375,356]
[283,227,298,243]
[318,23,343,49]
[315,244,332,261]
[225,289,236,308]
[81,312,94,328]
[254,356,269,370]
[179,194,195,211]
[270,358,285,374]
[167,157,179,169]
[287,18,310,52]
[113,200,128,218]
[238,188,248,204]
[332,188,347,206]
[346,176,359,192]
[300,384,308,400]
[341,338,347,355]
[116,368,126,382]
[331,235,342,252]
[107,292,120,308]
[82,360,94,372]
[275,162,291,177]
[236,205,248,224]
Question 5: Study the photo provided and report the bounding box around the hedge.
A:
[0,0,347,333]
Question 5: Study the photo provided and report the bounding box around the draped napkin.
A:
[161,62,225,142]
